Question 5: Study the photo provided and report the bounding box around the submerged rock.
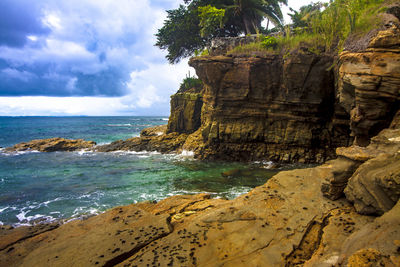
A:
[4,138,96,152]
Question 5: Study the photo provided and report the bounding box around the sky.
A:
[0,0,323,116]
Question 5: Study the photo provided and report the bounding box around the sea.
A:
[0,116,285,227]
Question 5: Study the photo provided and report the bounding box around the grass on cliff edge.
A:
[228,0,394,56]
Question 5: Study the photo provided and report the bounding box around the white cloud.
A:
[0,97,128,116]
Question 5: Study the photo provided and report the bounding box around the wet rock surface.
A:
[96,132,188,153]
[4,138,96,152]
[140,125,167,137]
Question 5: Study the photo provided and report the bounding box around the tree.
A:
[198,5,226,37]
[155,0,287,63]
[288,2,323,29]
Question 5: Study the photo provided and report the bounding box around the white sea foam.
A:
[0,206,9,213]
[180,150,195,157]
[162,118,169,121]
[15,209,55,226]
[1,150,41,156]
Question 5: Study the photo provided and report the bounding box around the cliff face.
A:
[167,87,203,134]
[185,51,351,162]
[338,25,400,146]
[162,23,399,163]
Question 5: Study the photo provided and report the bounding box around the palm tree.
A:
[225,0,287,34]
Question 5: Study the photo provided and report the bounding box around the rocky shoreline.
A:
[1,123,399,266]
[1,6,400,267]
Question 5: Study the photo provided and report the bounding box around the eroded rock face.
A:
[4,138,96,152]
[344,153,400,215]
[189,51,351,162]
[167,87,203,134]
[338,24,400,147]
[321,127,400,203]
[338,199,400,266]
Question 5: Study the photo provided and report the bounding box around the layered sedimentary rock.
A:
[4,138,96,152]
[167,87,203,134]
[188,51,351,162]
[338,24,400,146]
[345,152,400,215]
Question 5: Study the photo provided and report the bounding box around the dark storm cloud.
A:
[0,0,50,47]
[0,0,169,97]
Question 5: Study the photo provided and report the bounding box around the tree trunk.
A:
[243,14,253,34]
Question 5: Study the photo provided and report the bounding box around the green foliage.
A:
[309,0,386,51]
[198,5,226,37]
[179,72,203,92]
[155,5,206,64]
[225,0,287,34]
[155,0,287,63]
[288,2,323,29]
[260,35,278,49]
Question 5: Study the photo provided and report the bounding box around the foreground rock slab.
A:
[4,164,398,266]
[5,138,96,152]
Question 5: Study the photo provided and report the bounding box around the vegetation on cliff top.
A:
[230,0,394,56]
[155,0,287,63]
[156,0,395,62]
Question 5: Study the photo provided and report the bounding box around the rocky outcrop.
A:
[140,124,167,137]
[4,138,96,152]
[1,163,387,267]
[167,87,203,134]
[321,112,400,212]
[96,132,188,153]
[338,199,400,266]
[188,50,351,163]
[338,24,400,147]
[344,152,400,215]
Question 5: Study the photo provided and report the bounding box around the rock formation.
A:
[187,50,350,163]
[1,161,399,266]
[167,87,203,134]
[4,138,96,152]
[338,24,400,147]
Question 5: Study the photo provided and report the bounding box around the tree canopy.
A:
[155,0,287,64]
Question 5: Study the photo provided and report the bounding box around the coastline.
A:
[1,153,398,266]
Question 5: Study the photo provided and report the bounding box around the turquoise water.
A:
[0,117,282,226]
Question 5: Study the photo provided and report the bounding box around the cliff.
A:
[186,51,349,163]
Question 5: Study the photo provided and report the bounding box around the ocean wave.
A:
[15,209,56,226]
[110,150,162,156]
[0,150,41,156]
[161,118,169,121]
[0,206,11,213]
[106,124,133,127]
